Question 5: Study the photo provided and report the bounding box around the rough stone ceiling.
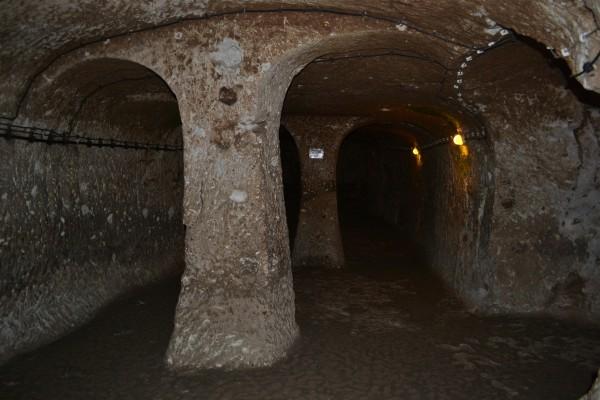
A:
[2,0,600,120]
[283,53,463,139]
[281,40,492,139]
[16,57,180,133]
[347,124,445,148]
[283,52,448,115]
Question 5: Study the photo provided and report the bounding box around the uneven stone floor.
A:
[2,216,600,399]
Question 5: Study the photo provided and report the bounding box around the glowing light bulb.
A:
[412,146,420,156]
[453,133,464,146]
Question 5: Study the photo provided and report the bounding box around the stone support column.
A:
[164,37,301,370]
[284,116,363,269]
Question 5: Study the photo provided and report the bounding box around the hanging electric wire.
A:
[0,119,182,152]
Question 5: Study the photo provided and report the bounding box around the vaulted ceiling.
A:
[1,0,599,121]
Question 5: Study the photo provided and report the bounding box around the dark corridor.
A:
[337,126,424,239]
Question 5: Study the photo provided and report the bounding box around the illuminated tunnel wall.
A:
[335,119,493,305]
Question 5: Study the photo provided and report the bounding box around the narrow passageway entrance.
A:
[336,126,424,258]
[334,125,455,319]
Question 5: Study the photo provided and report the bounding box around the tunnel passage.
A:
[333,118,492,293]
[280,34,493,304]
[337,126,424,233]
[0,6,600,393]
[0,58,185,363]
[278,25,600,321]
[336,117,491,278]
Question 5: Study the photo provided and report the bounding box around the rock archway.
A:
[1,6,600,379]
[0,57,185,364]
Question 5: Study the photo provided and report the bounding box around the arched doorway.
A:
[1,57,185,363]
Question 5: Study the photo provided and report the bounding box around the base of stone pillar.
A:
[165,276,298,371]
[292,192,345,269]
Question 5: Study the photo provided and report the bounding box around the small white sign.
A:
[309,148,324,159]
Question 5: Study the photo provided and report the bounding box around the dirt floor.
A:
[2,215,600,399]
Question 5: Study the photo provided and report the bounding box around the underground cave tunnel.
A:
[3,2,600,399]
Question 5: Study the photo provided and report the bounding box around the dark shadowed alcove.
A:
[279,125,302,251]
